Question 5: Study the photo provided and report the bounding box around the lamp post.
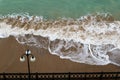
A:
[20,49,36,80]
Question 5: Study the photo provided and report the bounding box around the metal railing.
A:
[0,72,120,80]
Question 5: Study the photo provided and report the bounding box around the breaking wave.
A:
[0,13,120,66]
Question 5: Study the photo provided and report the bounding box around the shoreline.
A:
[0,36,119,73]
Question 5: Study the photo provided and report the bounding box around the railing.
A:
[0,72,120,80]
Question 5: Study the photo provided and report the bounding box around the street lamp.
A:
[20,49,36,80]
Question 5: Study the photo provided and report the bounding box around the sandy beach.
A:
[0,36,119,73]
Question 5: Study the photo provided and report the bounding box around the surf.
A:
[0,13,120,66]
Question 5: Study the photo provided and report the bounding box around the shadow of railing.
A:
[0,72,120,80]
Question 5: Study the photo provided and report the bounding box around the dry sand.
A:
[0,36,119,73]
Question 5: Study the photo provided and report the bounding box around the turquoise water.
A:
[0,0,120,19]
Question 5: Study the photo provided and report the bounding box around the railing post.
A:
[19,73,22,80]
[52,73,54,80]
[84,73,86,80]
[115,72,118,80]
[3,72,6,80]
[68,72,71,80]
[35,72,38,80]
[100,72,103,80]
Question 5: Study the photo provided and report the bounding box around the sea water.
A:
[0,0,120,66]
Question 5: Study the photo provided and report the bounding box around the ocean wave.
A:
[0,13,120,66]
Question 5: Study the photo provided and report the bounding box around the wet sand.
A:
[0,36,119,73]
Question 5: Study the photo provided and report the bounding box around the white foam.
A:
[0,13,120,66]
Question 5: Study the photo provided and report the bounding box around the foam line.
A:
[0,13,120,66]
